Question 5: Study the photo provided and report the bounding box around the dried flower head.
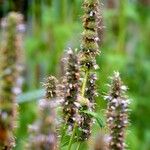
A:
[0,12,24,149]
[62,48,81,131]
[105,72,130,150]
[27,76,58,150]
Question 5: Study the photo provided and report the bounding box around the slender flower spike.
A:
[80,0,101,70]
[27,76,58,150]
[0,12,24,149]
[78,0,100,141]
[63,49,80,130]
[105,72,130,150]
[62,49,81,131]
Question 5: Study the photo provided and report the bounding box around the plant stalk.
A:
[68,122,77,150]
[81,70,89,97]
[76,142,81,150]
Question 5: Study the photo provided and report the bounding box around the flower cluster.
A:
[0,12,24,149]
[105,72,130,150]
[27,76,58,150]
[62,49,81,131]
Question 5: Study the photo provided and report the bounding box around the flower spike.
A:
[0,12,24,149]
[27,76,58,150]
[62,49,81,131]
[105,72,130,150]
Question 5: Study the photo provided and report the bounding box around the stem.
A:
[81,70,89,97]
[118,0,126,53]
[34,0,42,27]
[68,122,77,150]
[60,0,67,22]
[72,0,77,21]
[76,142,81,150]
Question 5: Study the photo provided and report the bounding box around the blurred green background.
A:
[0,0,150,150]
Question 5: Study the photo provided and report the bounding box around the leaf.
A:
[61,135,77,147]
[17,89,45,103]
[59,123,78,148]
[81,110,105,128]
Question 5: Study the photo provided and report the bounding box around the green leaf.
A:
[81,110,105,128]
[17,89,45,103]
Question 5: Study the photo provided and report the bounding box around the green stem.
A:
[72,0,77,21]
[60,0,67,23]
[68,122,77,150]
[76,142,81,150]
[81,70,89,97]
[118,0,126,53]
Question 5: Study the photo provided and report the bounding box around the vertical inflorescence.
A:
[105,72,130,150]
[27,76,58,150]
[80,0,100,70]
[62,49,81,131]
[79,0,101,141]
[0,12,24,149]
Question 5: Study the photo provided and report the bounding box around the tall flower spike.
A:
[27,76,58,150]
[105,72,130,150]
[62,48,81,131]
[0,12,24,149]
[78,0,100,141]
[80,0,101,70]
